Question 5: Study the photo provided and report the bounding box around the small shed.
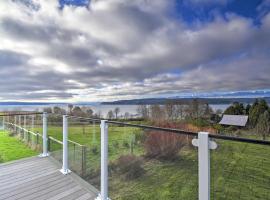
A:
[219,115,248,127]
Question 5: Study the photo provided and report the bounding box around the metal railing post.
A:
[19,115,22,137]
[39,112,49,157]
[192,132,217,200]
[7,115,10,128]
[3,116,5,130]
[60,115,71,175]
[24,115,27,141]
[96,120,109,200]
[14,116,17,133]
[81,145,86,177]
[32,115,34,131]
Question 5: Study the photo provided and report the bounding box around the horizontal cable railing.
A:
[63,115,270,145]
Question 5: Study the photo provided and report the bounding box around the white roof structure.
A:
[219,115,248,127]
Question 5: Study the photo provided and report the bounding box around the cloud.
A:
[0,0,269,101]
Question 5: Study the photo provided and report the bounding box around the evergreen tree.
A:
[249,99,269,127]
[256,110,270,140]
[224,102,245,115]
[245,104,251,115]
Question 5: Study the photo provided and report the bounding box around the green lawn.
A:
[108,140,270,200]
[32,125,270,200]
[0,131,37,163]
[34,125,138,147]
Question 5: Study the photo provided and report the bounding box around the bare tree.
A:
[85,108,94,117]
[94,111,102,118]
[150,105,164,122]
[175,103,185,120]
[137,105,149,119]
[43,107,52,113]
[53,106,66,115]
[114,107,120,119]
[68,104,73,114]
[165,101,175,121]
[124,112,130,119]
[72,106,85,117]
[107,110,114,119]
[185,99,206,120]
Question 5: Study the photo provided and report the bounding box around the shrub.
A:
[225,126,238,135]
[122,140,130,148]
[144,131,186,160]
[234,130,243,136]
[0,155,3,163]
[151,121,217,134]
[91,146,98,154]
[112,141,119,149]
[85,168,100,188]
[113,154,144,180]
[133,130,146,144]
[192,118,210,127]
[213,124,225,133]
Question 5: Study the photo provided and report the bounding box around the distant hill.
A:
[101,97,270,105]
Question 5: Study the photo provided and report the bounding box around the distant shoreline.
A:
[0,97,269,106]
[101,97,270,105]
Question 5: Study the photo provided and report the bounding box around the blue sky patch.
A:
[175,0,265,25]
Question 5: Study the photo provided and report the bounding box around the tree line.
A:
[224,99,270,139]
[136,99,218,124]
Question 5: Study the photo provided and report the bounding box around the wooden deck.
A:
[0,156,98,200]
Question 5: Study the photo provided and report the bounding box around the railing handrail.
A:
[49,136,63,144]
[66,115,270,146]
[4,114,270,146]
[209,134,270,146]
[0,112,43,117]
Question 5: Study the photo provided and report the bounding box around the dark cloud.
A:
[0,50,29,67]
[0,0,269,101]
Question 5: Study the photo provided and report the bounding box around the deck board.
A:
[0,157,98,200]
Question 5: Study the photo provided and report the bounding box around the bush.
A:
[192,118,210,127]
[112,141,119,149]
[213,124,225,133]
[113,154,144,180]
[225,126,238,135]
[122,140,130,148]
[0,155,3,163]
[234,130,243,136]
[133,130,145,144]
[144,131,186,160]
[91,146,98,154]
[85,168,100,188]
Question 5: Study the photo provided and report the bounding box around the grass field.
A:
[31,124,270,200]
[0,130,37,163]
[35,124,136,146]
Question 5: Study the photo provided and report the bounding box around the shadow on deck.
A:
[0,156,98,200]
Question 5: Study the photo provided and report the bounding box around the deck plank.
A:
[0,157,98,200]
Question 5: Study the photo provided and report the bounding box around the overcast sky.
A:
[0,0,270,102]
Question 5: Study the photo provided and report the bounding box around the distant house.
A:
[219,114,248,127]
